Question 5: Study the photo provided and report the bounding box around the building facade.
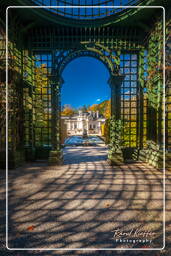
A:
[61,111,105,136]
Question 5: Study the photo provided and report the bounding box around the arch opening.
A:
[60,56,111,146]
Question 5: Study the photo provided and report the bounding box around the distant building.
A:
[61,111,105,136]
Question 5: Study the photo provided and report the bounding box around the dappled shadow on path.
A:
[63,146,108,164]
[0,146,170,255]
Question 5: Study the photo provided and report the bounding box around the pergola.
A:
[0,0,170,168]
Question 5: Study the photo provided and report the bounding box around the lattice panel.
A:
[33,52,52,147]
[30,27,144,51]
[120,52,138,147]
[166,18,171,150]
[0,29,6,151]
[146,17,164,147]
[32,0,141,20]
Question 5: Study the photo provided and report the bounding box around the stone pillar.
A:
[108,74,124,120]
[48,75,63,165]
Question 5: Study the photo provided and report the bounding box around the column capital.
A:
[108,74,125,89]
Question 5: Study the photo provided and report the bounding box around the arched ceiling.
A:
[1,0,167,28]
[12,0,164,27]
[32,0,142,20]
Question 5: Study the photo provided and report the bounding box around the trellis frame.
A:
[0,3,168,168]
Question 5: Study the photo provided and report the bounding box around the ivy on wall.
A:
[146,19,163,110]
[108,116,124,158]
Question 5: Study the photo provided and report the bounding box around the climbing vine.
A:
[146,18,163,109]
[108,116,124,158]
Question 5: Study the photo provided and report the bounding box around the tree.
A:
[61,106,75,116]
[33,63,51,146]
[79,104,88,112]
[103,99,111,119]
[88,104,99,112]
[88,100,111,118]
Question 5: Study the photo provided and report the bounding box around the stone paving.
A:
[0,146,171,255]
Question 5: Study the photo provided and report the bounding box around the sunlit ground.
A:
[0,146,170,255]
[64,135,105,146]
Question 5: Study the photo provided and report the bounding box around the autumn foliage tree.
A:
[101,99,111,119]
[33,63,52,145]
[61,106,75,117]
[61,100,111,118]
[34,63,50,127]
[88,100,111,119]
[88,104,99,112]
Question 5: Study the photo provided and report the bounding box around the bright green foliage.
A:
[146,19,163,109]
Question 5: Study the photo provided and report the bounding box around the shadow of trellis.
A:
[0,146,170,256]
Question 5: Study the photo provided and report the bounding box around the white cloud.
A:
[125,90,130,95]
[96,98,101,102]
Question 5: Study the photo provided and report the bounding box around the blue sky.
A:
[37,0,135,19]
[61,57,111,109]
